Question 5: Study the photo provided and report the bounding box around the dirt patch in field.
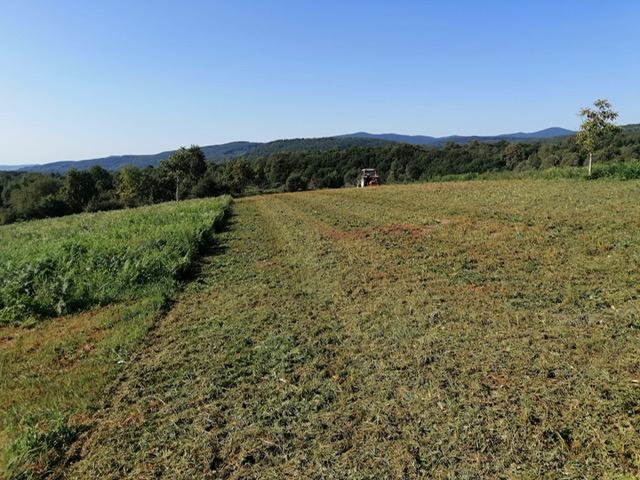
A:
[1,305,113,353]
[56,328,105,371]
[0,330,19,348]
[329,220,451,241]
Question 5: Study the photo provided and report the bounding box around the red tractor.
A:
[358,168,380,188]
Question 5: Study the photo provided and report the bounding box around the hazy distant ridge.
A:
[12,138,392,173]
[340,127,575,145]
[8,127,577,173]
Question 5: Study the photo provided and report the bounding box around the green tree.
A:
[191,169,220,198]
[9,176,63,218]
[502,143,526,169]
[577,99,620,176]
[387,160,400,183]
[160,145,207,201]
[63,169,97,212]
[89,165,114,193]
[538,143,562,169]
[267,156,290,186]
[285,172,307,192]
[220,159,253,194]
[343,168,360,186]
[117,166,149,207]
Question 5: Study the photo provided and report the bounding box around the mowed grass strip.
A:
[60,180,640,479]
[0,196,231,478]
[0,196,231,325]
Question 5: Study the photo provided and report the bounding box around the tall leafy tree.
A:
[285,172,307,192]
[577,99,620,176]
[502,143,526,169]
[9,175,64,218]
[89,165,114,193]
[160,145,207,201]
[220,159,253,194]
[63,169,97,212]
[117,166,149,207]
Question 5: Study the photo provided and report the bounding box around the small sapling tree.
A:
[577,99,620,176]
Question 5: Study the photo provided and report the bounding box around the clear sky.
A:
[1,0,638,165]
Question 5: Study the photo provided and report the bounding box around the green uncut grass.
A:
[0,196,231,325]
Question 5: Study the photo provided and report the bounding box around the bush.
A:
[285,173,308,192]
[36,195,70,218]
[590,161,640,180]
[84,194,122,213]
[191,171,221,198]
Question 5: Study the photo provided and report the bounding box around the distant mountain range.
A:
[0,164,35,171]
[340,127,575,145]
[13,137,392,174]
[3,127,577,173]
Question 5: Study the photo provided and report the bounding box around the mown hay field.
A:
[58,180,640,479]
[0,196,231,478]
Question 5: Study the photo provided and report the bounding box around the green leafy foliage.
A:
[62,169,97,212]
[284,172,307,192]
[577,99,621,154]
[160,145,207,201]
[0,196,231,325]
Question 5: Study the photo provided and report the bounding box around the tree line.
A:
[1,120,639,225]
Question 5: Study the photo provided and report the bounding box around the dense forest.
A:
[18,136,394,174]
[1,126,639,224]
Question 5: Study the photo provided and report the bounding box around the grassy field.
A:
[50,180,640,479]
[0,196,231,325]
[0,197,231,478]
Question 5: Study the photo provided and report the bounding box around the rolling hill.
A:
[9,127,579,174]
[17,137,393,174]
[0,165,35,171]
[340,127,575,145]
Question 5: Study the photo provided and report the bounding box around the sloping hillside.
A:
[341,127,576,145]
[11,126,587,174]
[19,137,393,174]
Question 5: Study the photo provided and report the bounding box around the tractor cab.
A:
[358,168,380,188]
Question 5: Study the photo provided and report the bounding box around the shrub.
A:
[590,160,640,180]
[285,173,307,192]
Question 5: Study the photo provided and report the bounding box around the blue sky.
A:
[1,0,638,165]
